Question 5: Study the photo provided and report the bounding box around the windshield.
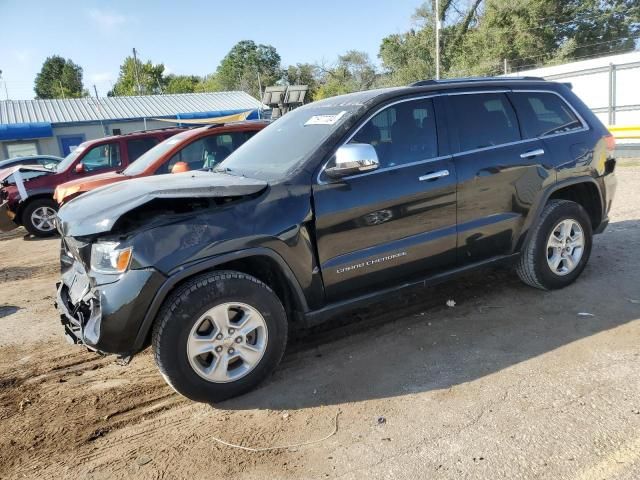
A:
[124,132,191,176]
[55,145,86,172]
[215,105,359,181]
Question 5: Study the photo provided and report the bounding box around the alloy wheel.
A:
[31,206,57,232]
[186,302,268,383]
[546,218,585,276]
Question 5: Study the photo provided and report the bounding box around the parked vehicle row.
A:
[0,121,267,237]
[55,79,619,403]
[0,154,62,171]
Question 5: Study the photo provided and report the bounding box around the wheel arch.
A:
[133,247,309,352]
[517,177,604,252]
[15,192,56,223]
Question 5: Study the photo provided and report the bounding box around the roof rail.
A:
[410,76,545,87]
[125,125,188,135]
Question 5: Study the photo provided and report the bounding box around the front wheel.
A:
[22,198,58,237]
[516,199,593,290]
[152,271,288,403]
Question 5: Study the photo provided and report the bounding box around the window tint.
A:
[79,143,121,172]
[157,131,256,175]
[449,93,520,151]
[126,137,159,162]
[510,91,582,138]
[350,98,437,169]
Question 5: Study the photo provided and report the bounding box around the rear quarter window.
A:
[126,137,160,162]
[509,91,583,138]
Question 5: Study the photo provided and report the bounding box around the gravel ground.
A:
[0,166,639,480]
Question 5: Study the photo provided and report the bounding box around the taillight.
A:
[604,134,616,153]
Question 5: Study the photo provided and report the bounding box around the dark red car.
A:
[0,128,183,237]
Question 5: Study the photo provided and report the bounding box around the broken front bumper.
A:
[0,200,18,232]
[56,261,167,355]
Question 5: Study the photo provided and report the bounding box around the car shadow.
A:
[0,305,21,319]
[223,218,640,411]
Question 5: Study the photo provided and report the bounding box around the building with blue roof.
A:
[0,91,263,160]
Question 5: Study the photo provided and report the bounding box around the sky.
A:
[0,0,420,100]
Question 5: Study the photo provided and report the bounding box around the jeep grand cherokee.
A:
[55,77,617,402]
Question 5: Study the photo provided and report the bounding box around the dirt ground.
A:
[1,166,639,480]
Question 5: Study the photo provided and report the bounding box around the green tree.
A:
[554,0,639,59]
[380,0,640,82]
[164,74,202,94]
[215,40,282,98]
[194,74,224,93]
[315,50,379,99]
[34,55,86,99]
[282,63,320,99]
[108,56,165,96]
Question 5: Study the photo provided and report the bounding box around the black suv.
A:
[56,78,617,402]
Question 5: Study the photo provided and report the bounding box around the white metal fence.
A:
[507,51,640,127]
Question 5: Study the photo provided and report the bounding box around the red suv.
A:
[0,128,183,237]
[54,121,268,205]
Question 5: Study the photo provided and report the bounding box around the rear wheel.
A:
[152,271,288,403]
[516,199,592,290]
[22,198,58,237]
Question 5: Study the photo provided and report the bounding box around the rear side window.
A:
[126,137,159,162]
[449,93,520,151]
[510,92,583,138]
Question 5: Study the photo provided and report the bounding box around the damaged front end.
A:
[54,171,269,356]
[56,237,100,347]
[55,233,167,355]
[0,165,56,232]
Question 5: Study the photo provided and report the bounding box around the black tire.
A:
[152,270,288,403]
[516,199,592,290]
[22,198,58,237]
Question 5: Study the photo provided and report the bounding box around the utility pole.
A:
[132,47,143,95]
[58,80,66,99]
[435,0,441,80]
[504,58,508,75]
[256,69,263,100]
[93,84,99,98]
[0,69,6,100]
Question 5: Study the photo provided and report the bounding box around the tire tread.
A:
[516,199,582,290]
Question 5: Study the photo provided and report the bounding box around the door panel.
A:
[313,159,457,300]
[313,97,458,301]
[454,139,548,262]
[446,92,551,264]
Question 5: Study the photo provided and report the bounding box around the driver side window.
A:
[350,98,438,169]
[79,143,121,172]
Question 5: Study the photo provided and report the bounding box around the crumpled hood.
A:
[0,164,54,183]
[57,170,268,237]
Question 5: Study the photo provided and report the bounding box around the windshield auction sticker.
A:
[304,111,347,126]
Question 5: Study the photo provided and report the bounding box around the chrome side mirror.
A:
[325,143,379,179]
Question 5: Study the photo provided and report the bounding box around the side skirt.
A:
[301,253,520,328]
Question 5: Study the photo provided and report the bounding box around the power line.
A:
[525,9,634,32]
[512,45,640,72]
[506,35,640,65]
[531,8,636,27]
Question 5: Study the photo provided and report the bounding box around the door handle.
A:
[520,148,545,159]
[419,170,449,181]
